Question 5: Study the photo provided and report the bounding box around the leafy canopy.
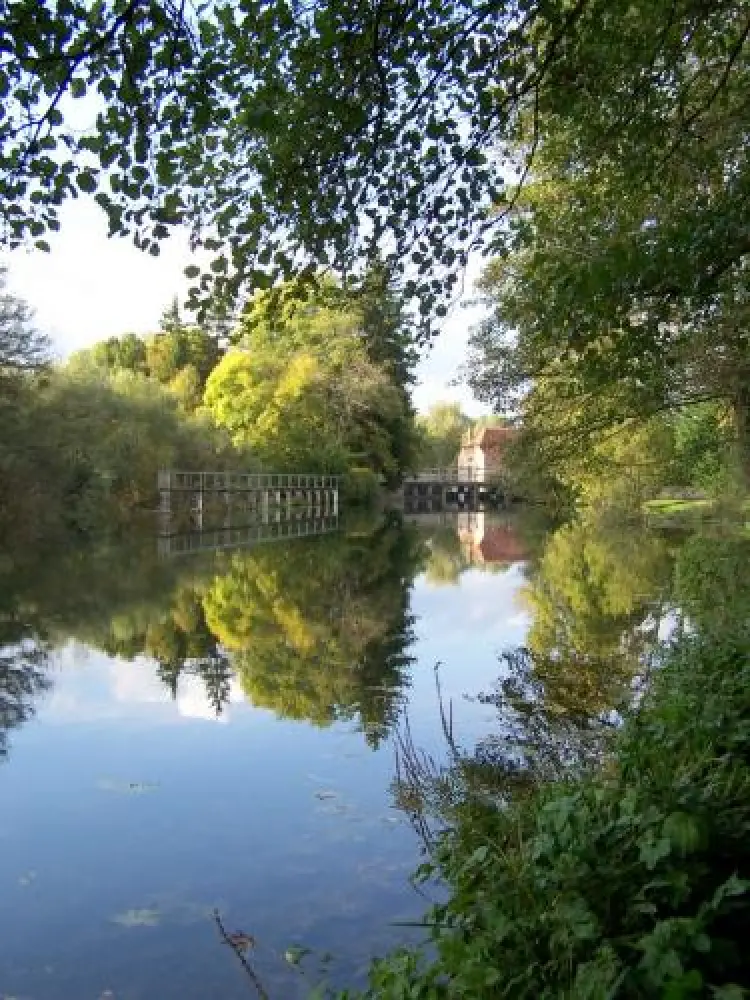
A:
[204,289,414,476]
[9,0,747,333]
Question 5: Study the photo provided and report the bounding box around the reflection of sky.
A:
[406,564,530,749]
[0,561,528,999]
[43,645,249,725]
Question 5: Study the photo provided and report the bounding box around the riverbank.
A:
[341,622,750,999]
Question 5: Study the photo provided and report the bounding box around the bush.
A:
[342,628,750,999]
[342,466,381,505]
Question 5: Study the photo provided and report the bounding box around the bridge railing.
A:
[158,514,340,558]
[404,467,489,483]
[158,470,341,491]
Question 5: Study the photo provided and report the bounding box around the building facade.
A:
[456,426,515,480]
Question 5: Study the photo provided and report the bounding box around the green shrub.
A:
[341,628,750,999]
[342,466,381,505]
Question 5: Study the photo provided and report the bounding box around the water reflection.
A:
[405,508,535,586]
[0,510,426,755]
[394,508,750,839]
[0,640,51,758]
[1,501,748,997]
[5,505,741,762]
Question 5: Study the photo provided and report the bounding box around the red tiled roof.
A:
[478,525,526,563]
[477,426,515,449]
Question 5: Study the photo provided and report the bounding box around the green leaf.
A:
[76,172,97,194]
[710,986,745,1000]
[284,946,310,965]
[661,812,702,856]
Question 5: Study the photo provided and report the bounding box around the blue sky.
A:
[3,198,488,415]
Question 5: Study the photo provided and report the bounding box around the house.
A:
[457,511,527,566]
[456,425,515,480]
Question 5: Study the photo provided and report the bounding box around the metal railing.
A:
[404,467,491,483]
[158,470,341,491]
[158,514,340,557]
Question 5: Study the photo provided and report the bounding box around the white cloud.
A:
[2,199,493,412]
[2,199,195,357]
[175,674,223,721]
[40,650,253,724]
[112,657,172,706]
[174,675,245,721]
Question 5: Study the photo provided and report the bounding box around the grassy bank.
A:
[643,497,713,516]
[339,626,750,999]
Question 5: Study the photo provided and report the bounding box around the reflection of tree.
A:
[475,648,616,786]
[0,517,422,736]
[143,588,234,715]
[204,516,420,746]
[421,525,469,586]
[392,645,620,841]
[0,549,53,758]
[0,641,51,759]
[393,512,682,832]
[522,511,674,719]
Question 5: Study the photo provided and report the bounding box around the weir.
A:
[400,467,512,508]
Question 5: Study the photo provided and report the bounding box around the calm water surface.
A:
[0,510,531,999]
[3,504,745,999]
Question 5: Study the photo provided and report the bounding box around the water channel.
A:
[1,503,747,998]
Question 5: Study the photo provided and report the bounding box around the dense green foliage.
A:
[205,277,418,481]
[459,0,750,486]
[351,627,750,1000]
[0,266,419,552]
[0,362,242,544]
[416,403,472,470]
[68,302,224,412]
[335,512,750,999]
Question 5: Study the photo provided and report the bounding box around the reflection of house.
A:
[456,426,515,480]
[457,512,527,566]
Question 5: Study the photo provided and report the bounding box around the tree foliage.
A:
[0,266,48,372]
[9,0,748,339]
[416,402,472,469]
[0,0,198,251]
[462,0,750,478]
[205,287,416,478]
[350,626,750,1000]
[67,308,223,411]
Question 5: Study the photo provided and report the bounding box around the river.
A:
[1,503,746,998]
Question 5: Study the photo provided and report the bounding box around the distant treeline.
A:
[0,266,422,544]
